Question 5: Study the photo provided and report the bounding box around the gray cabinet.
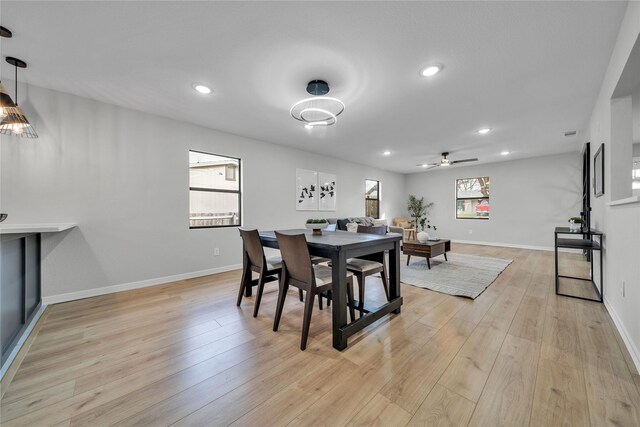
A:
[1,233,41,366]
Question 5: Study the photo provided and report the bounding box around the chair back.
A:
[239,229,265,268]
[275,232,314,286]
[356,225,387,235]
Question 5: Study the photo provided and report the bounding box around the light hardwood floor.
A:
[1,244,639,426]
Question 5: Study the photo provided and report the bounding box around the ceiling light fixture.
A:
[383,151,391,156]
[0,57,38,138]
[477,128,492,135]
[193,84,212,94]
[420,64,442,77]
[291,80,344,128]
[501,151,510,156]
[0,27,15,120]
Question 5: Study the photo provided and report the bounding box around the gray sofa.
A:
[326,217,403,234]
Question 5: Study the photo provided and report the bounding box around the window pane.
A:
[456,177,490,198]
[365,180,379,199]
[365,200,379,217]
[189,151,239,191]
[456,199,489,219]
[190,191,240,227]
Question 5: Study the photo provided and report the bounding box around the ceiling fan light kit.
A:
[291,80,344,128]
[419,152,479,169]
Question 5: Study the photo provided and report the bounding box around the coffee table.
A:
[403,239,451,269]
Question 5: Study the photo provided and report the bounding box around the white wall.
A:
[586,1,640,372]
[405,153,582,250]
[0,84,405,301]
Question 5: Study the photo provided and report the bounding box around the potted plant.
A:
[418,217,438,242]
[305,218,329,236]
[568,216,584,232]
[407,195,434,242]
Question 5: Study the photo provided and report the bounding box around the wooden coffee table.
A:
[403,239,451,269]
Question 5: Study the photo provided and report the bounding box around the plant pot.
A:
[417,231,430,242]
[569,222,581,232]
[305,223,327,236]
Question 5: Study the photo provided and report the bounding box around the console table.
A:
[554,227,603,302]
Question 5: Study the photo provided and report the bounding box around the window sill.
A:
[607,195,640,206]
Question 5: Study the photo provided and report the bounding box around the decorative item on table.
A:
[568,216,584,232]
[305,218,328,236]
[0,213,7,223]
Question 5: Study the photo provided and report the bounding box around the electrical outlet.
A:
[214,248,220,256]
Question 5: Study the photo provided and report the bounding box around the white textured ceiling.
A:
[0,1,627,173]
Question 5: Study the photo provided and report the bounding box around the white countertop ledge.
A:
[0,223,77,234]
[607,196,640,206]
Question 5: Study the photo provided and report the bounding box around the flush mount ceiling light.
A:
[193,84,212,94]
[420,64,442,77]
[477,127,492,135]
[500,151,510,156]
[0,57,38,138]
[291,80,344,128]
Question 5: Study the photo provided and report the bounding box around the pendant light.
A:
[0,56,38,138]
[0,26,16,121]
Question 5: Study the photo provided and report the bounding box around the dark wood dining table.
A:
[258,229,403,350]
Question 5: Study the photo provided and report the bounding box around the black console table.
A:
[554,227,603,302]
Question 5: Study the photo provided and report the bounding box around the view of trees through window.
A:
[189,150,241,228]
[456,177,490,219]
[365,179,380,218]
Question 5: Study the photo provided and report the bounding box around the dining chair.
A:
[348,225,389,317]
[237,229,283,317]
[273,231,355,350]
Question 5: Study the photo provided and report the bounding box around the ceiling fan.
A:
[417,152,478,169]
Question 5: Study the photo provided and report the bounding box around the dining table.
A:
[258,229,403,350]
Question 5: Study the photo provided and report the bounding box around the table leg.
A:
[389,240,401,314]
[444,253,448,261]
[331,250,348,350]
[426,257,431,269]
[406,255,411,265]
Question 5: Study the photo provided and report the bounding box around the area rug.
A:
[400,253,513,299]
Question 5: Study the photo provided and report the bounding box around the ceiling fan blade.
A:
[451,158,478,164]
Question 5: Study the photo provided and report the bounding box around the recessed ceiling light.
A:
[383,151,391,156]
[193,84,212,94]
[420,64,442,77]
[420,164,429,168]
[477,128,492,135]
[500,151,510,156]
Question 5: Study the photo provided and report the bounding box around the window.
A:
[365,179,380,218]
[456,177,490,220]
[189,150,241,228]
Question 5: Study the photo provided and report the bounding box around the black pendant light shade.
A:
[0,56,38,138]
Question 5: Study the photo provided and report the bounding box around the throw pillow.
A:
[336,219,350,231]
[325,224,337,231]
[346,222,359,232]
[372,218,387,227]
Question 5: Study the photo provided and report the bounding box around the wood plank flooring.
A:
[1,244,639,426]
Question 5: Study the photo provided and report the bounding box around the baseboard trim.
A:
[604,297,640,374]
[43,264,243,305]
[451,239,556,252]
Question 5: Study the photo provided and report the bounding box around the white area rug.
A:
[400,253,513,299]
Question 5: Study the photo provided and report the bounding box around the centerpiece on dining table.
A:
[305,218,329,236]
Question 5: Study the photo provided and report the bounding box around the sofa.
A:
[325,217,404,235]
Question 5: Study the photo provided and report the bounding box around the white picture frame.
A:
[318,172,337,211]
[296,169,318,211]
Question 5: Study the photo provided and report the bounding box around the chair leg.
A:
[381,263,390,301]
[318,292,323,310]
[346,278,356,322]
[357,273,365,318]
[299,289,304,302]
[327,290,331,307]
[273,277,289,332]
[300,291,316,351]
[253,270,267,318]
[236,265,250,306]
